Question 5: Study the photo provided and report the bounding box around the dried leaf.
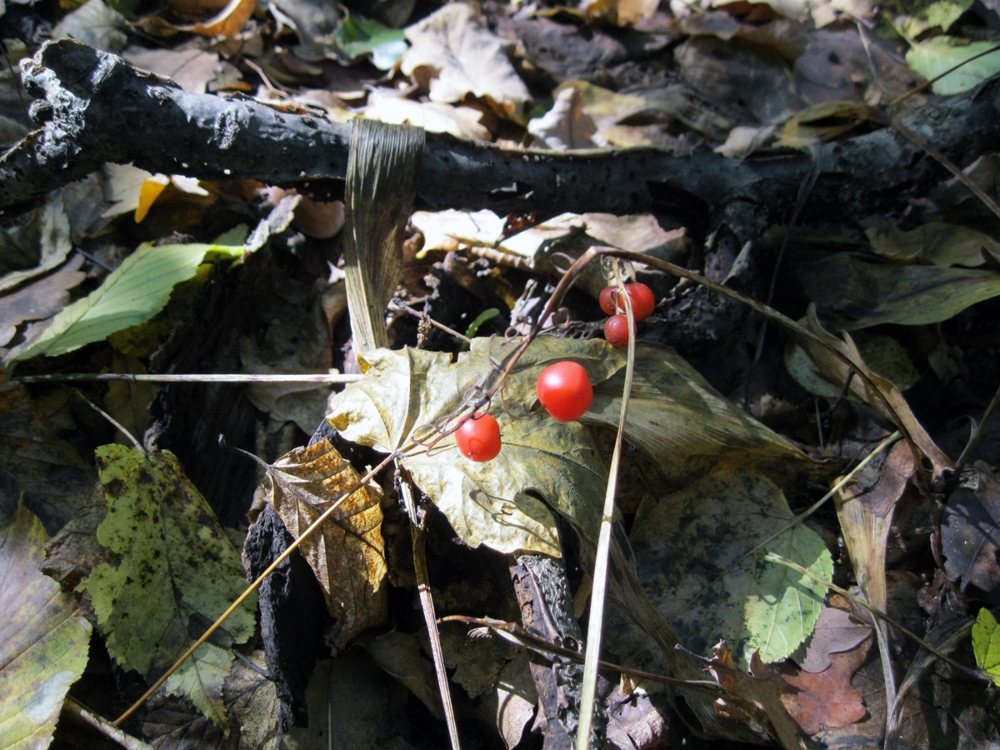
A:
[942,465,1000,602]
[0,381,95,533]
[365,630,442,717]
[365,94,491,141]
[81,445,257,726]
[794,307,951,477]
[122,47,221,94]
[779,636,870,734]
[795,596,872,673]
[0,254,86,345]
[326,338,618,554]
[800,252,1000,329]
[401,3,532,122]
[707,645,807,750]
[527,86,598,150]
[0,505,92,750]
[265,438,388,650]
[866,222,1000,267]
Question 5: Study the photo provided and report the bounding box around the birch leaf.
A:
[81,445,256,726]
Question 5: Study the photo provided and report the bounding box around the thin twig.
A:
[440,615,724,695]
[11,373,361,384]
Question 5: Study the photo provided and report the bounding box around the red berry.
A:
[536,361,594,422]
[455,413,502,462]
[620,283,656,321]
[599,286,619,316]
[604,314,633,347]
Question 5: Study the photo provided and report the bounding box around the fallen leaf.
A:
[365,630,442,717]
[793,307,951,477]
[627,465,832,666]
[942,465,1000,603]
[801,253,1000,329]
[0,254,86,340]
[122,47,221,94]
[866,222,1000,267]
[775,101,874,148]
[51,0,129,52]
[795,595,872,674]
[401,3,532,122]
[0,380,95,533]
[0,504,92,750]
[171,0,256,38]
[81,445,257,726]
[906,36,1000,95]
[779,636,870,734]
[588,343,814,486]
[4,239,245,363]
[707,645,807,750]
[140,649,282,749]
[0,192,74,295]
[327,338,620,554]
[365,93,491,140]
[579,0,658,26]
[330,14,408,71]
[883,0,974,41]
[263,439,388,650]
[527,84,598,150]
[492,652,536,750]
[972,607,1000,685]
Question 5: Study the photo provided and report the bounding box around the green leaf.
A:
[81,445,256,726]
[327,338,621,554]
[0,505,92,749]
[799,253,1000,329]
[906,36,1000,95]
[332,14,408,71]
[624,467,832,667]
[5,241,245,363]
[884,0,975,41]
[972,607,1000,686]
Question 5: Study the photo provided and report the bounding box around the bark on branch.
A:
[4,38,1000,222]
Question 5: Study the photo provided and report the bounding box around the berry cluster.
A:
[599,283,655,347]
[455,361,594,463]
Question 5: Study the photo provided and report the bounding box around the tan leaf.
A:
[265,439,388,650]
[779,637,871,735]
[401,3,532,122]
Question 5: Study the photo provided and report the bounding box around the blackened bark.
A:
[5,39,1000,224]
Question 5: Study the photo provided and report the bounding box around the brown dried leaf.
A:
[265,438,388,650]
[796,306,951,479]
[942,465,1000,601]
[707,644,807,750]
[779,636,870,735]
[796,595,872,674]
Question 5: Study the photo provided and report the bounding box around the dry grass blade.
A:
[577,265,635,750]
[343,119,424,354]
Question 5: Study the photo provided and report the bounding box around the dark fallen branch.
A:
[4,38,1000,222]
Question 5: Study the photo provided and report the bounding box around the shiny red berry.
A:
[604,314,633,347]
[455,413,502,462]
[536,361,594,422]
[620,283,656,321]
[599,286,619,316]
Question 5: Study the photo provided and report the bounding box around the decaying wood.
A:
[511,554,606,750]
[5,39,1000,223]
